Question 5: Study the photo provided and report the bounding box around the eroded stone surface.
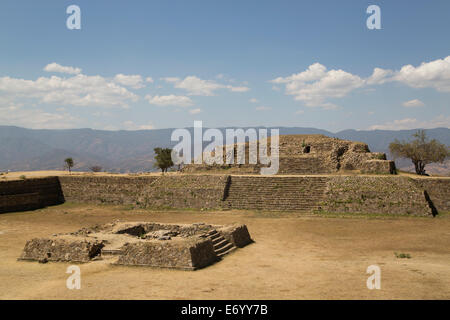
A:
[19,221,253,270]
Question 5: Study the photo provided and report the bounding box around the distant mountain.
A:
[0,125,448,175]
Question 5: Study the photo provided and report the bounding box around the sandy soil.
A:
[2,170,448,182]
[0,203,449,300]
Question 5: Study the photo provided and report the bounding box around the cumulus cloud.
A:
[392,56,450,92]
[367,56,450,91]
[271,63,364,109]
[114,74,145,89]
[402,99,425,108]
[273,56,450,109]
[145,77,154,83]
[145,94,194,107]
[369,115,450,130]
[162,76,249,96]
[43,63,81,75]
[0,104,79,129]
[0,72,139,108]
[367,68,394,85]
[189,108,202,114]
[249,98,258,103]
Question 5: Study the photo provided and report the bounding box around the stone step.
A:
[215,242,235,255]
[212,236,225,245]
[213,238,229,249]
[217,246,236,257]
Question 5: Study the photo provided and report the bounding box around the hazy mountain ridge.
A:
[0,125,449,175]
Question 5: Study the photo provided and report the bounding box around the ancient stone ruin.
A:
[19,221,253,270]
[182,134,396,175]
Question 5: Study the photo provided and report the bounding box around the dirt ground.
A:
[0,203,449,300]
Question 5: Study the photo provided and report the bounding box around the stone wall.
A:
[416,178,450,212]
[116,238,217,270]
[59,175,159,205]
[3,174,449,216]
[0,177,64,213]
[137,175,228,209]
[321,176,433,216]
[20,238,104,263]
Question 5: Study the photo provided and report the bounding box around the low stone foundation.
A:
[20,238,104,263]
[19,221,253,270]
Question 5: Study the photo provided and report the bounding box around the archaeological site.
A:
[1,135,448,218]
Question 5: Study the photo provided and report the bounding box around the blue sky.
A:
[0,0,449,132]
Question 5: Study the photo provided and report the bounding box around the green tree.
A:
[389,130,449,175]
[154,148,174,173]
[64,157,74,173]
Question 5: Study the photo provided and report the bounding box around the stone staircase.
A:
[206,230,236,257]
[221,176,329,212]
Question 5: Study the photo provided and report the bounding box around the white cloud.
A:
[145,77,154,83]
[272,56,450,109]
[123,120,154,130]
[295,110,305,115]
[255,106,271,111]
[189,108,202,114]
[367,68,394,85]
[162,76,250,96]
[145,94,194,107]
[114,74,145,89]
[367,56,450,92]
[0,104,79,129]
[402,99,425,108]
[369,115,450,130]
[249,98,258,103]
[393,56,450,92]
[0,73,139,108]
[271,63,364,109]
[43,63,81,75]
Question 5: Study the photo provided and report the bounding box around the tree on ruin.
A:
[154,148,174,173]
[389,130,449,175]
[64,157,74,173]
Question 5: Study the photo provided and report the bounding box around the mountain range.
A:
[0,125,449,175]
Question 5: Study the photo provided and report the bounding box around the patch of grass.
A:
[19,175,26,180]
[395,252,412,259]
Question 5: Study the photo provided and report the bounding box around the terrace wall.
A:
[0,177,64,213]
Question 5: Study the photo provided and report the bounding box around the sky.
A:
[0,0,449,132]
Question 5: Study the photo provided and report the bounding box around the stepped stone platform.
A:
[183,134,396,175]
[19,221,253,270]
